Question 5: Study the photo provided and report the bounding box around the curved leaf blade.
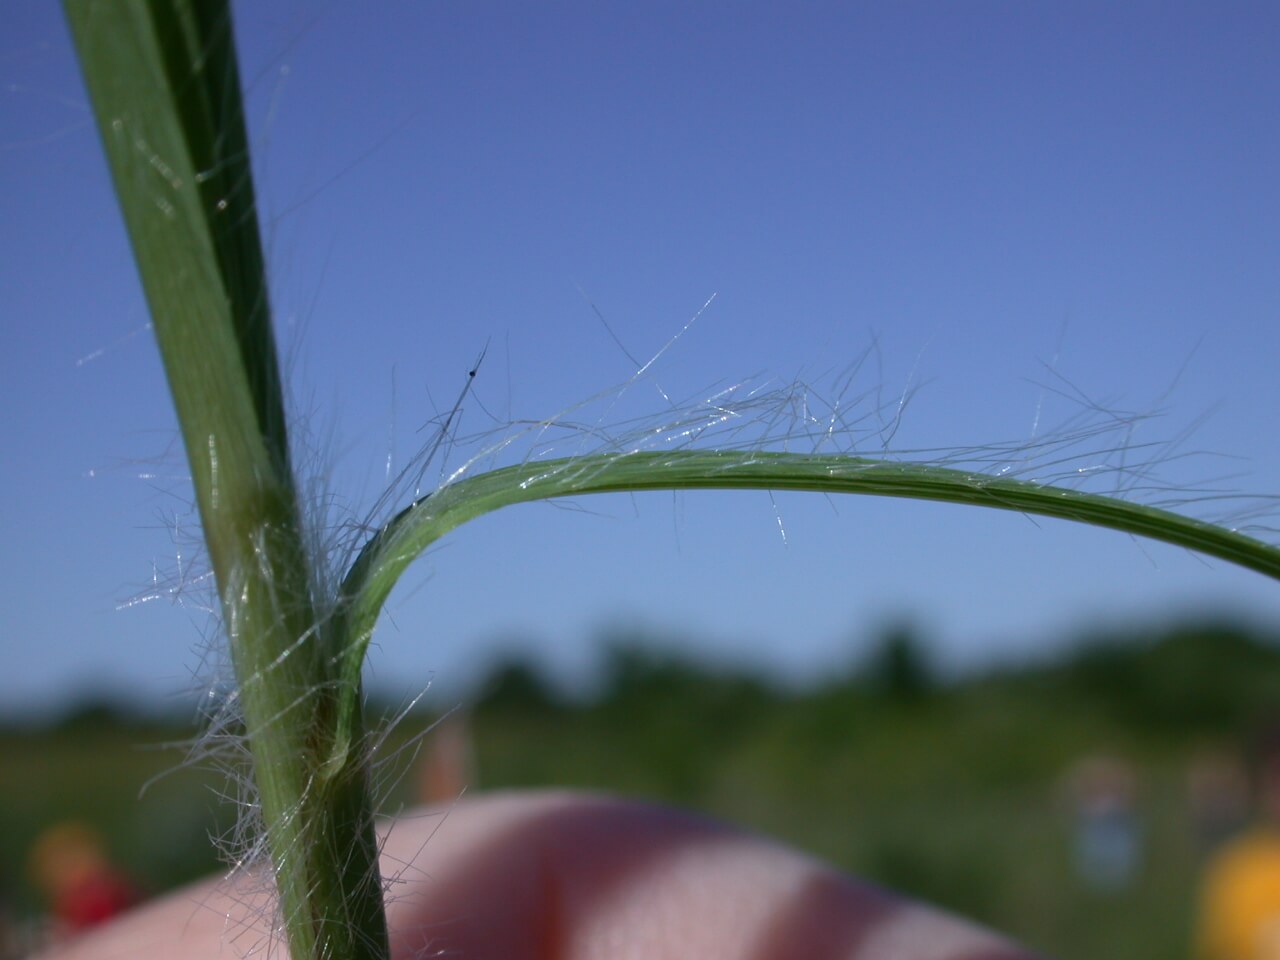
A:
[326,449,1280,759]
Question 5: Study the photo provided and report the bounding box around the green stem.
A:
[64,3,388,958]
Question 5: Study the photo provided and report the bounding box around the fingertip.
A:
[379,790,1037,960]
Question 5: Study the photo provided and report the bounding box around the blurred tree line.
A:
[471,617,1280,779]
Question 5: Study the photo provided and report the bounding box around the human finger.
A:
[38,789,1041,960]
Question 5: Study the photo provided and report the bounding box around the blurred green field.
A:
[4,617,1278,958]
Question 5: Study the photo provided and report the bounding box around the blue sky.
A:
[4,2,1280,716]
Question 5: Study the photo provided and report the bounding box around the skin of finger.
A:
[28,869,277,960]
[34,790,1041,960]
[380,791,1039,960]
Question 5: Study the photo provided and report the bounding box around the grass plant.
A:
[62,2,1280,959]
